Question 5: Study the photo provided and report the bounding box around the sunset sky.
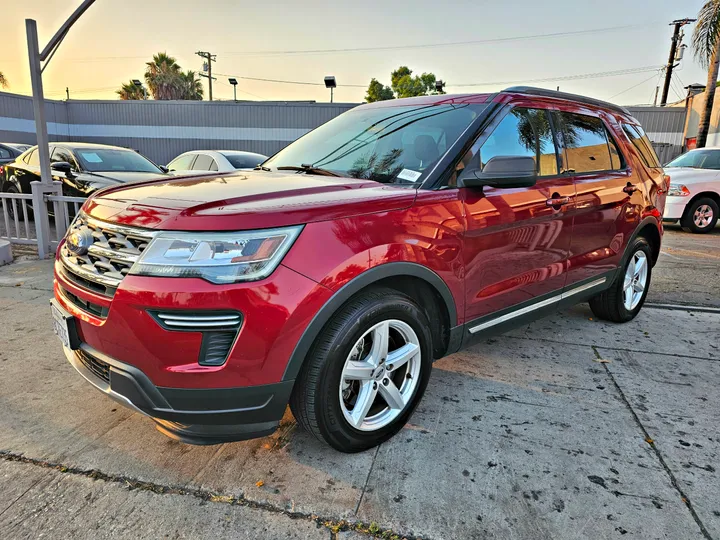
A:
[0,0,708,105]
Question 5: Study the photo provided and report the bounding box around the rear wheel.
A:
[290,288,432,453]
[681,197,718,234]
[589,237,652,323]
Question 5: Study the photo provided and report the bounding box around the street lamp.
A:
[324,76,337,103]
[228,78,238,102]
[132,79,147,100]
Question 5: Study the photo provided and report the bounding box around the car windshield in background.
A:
[263,102,488,185]
[75,148,161,173]
[666,149,720,170]
[223,153,267,169]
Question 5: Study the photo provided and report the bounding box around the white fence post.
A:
[30,181,62,259]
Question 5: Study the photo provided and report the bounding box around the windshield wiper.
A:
[254,165,271,172]
[276,164,340,177]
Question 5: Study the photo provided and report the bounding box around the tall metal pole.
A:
[660,18,695,106]
[26,20,52,187]
[196,51,216,101]
[233,85,237,102]
[330,87,334,103]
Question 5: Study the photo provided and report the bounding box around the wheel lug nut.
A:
[387,364,393,370]
[373,382,377,389]
[383,378,389,385]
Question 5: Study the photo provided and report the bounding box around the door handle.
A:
[546,196,570,207]
[623,183,639,195]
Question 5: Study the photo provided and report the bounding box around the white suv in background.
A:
[167,150,268,175]
[663,148,720,233]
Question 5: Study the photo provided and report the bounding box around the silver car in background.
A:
[167,150,268,175]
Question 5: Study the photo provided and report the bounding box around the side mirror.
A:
[51,161,74,177]
[159,165,169,173]
[461,155,537,189]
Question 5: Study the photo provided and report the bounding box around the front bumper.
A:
[663,197,688,221]
[64,342,293,444]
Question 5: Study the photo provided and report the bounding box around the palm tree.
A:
[116,80,145,100]
[179,70,203,100]
[693,1,720,148]
[0,72,7,89]
[144,52,183,100]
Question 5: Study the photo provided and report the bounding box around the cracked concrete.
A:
[0,230,719,539]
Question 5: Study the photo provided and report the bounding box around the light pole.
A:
[228,78,238,102]
[435,80,445,94]
[324,76,336,103]
[26,0,97,258]
[132,79,147,100]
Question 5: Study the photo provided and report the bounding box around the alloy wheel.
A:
[693,204,714,229]
[339,319,421,431]
[623,251,648,311]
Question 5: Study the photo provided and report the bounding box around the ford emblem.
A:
[66,228,93,256]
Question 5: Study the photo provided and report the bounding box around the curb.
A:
[645,302,720,315]
[0,240,13,266]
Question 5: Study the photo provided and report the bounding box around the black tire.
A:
[4,182,32,220]
[681,197,719,234]
[589,237,652,323]
[290,288,433,453]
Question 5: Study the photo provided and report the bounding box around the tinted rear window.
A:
[622,124,661,168]
[223,153,267,169]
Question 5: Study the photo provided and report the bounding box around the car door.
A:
[459,104,575,333]
[553,109,646,293]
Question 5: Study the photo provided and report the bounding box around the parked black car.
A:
[1,142,168,200]
[0,143,32,166]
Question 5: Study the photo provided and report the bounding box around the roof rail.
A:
[503,86,631,116]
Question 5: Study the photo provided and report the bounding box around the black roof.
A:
[503,86,631,116]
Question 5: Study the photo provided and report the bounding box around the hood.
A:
[664,167,720,184]
[85,171,168,184]
[84,170,417,230]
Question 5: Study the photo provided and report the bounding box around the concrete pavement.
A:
[0,234,718,539]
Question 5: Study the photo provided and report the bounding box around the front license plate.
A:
[51,302,73,350]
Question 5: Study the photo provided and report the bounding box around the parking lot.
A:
[0,226,718,540]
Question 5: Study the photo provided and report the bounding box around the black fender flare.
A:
[282,262,458,381]
[619,215,662,271]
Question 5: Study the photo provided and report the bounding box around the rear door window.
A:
[168,154,196,171]
[556,112,619,173]
[192,154,213,171]
[622,124,661,168]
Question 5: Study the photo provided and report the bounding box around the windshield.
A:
[75,148,162,173]
[666,149,720,169]
[264,102,487,185]
[223,152,267,169]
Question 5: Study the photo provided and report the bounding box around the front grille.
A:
[60,286,108,318]
[149,311,242,366]
[60,213,156,295]
[76,349,111,383]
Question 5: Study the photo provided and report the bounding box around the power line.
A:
[220,23,657,57]
[213,72,366,88]
[608,71,663,100]
[215,78,264,100]
[450,66,663,88]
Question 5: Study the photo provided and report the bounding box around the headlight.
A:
[667,184,690,197]
[129,226,303,284]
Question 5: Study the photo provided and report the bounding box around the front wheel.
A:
[681,197,718,234]
[589,237,652,323]
[290,288,433,453]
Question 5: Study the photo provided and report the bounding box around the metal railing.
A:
[0,181,86,257]
[0,191,35,244]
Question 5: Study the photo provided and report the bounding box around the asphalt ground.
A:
[0,226,718,540]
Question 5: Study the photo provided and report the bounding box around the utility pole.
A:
[196,51,216,101]
[66,87,69,100]
[660,18,695,106]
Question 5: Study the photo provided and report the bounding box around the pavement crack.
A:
[591,346,714,540]
[354,445,380,516]
[0,449,425,540]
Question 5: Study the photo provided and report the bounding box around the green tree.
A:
[144,52,183,100]
[693,0,720,148]
[116,80,146,100]
[365,78,394,102]
[390,66,444,98]
[0,72,7,89]
[179,70,204,100]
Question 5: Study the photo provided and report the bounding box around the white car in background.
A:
[166,150,268,175]
[663,148,720,233]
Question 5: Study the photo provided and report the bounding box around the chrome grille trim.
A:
[59,213,157,292]
[156,312,242,328]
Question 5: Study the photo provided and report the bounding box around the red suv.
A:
[51,87,667,452]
